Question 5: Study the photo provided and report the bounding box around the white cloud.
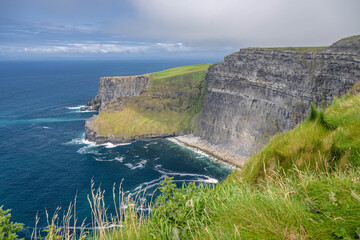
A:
[0,42,193,55]
[112,0,360,47]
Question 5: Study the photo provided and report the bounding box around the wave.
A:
[65,105,85,110]
[167,138,236,170]
[103,142,131,148]
[93,156,124,162]
[124,159,147,170]
[153,165,219,183]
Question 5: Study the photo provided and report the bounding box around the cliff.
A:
[193,36,360,166]
[81,74,150,111]
[84,36,360,167]
[84,64,210,143]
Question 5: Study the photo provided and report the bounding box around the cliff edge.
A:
[84,64,210,143]
[84,36,360,167]
[191,35,360,166]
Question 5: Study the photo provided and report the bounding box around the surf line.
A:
[167,137,239,170]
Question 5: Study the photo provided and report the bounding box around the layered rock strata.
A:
[83,36,360,167]
[81,74,150,111]
[194,41,360,166]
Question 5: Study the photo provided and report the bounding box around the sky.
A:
[0,0,359,60]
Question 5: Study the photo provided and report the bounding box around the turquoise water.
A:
[0,60,230,238]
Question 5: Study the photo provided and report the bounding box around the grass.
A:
[332,35,360,45]
[92,64,211,138]
[26,87,360,239]
[239,92,360,184]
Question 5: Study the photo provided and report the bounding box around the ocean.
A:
[0,59,230,238]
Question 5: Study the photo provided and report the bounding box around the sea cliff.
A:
[84,64,210,143]
[84,36,360,166]
[192,38,360,166]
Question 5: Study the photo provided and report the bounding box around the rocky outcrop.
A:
[195,39,360,166]
[81,74,150,111]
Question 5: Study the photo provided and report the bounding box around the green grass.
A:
[150,64,211,82]
[239,93,360,184]
[92,64,211,138]
[332,35,360,45]
[33,87,360,240]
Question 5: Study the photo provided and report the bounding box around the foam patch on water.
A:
[42,126,52,129]
[93,156,124,162]
[124,159,147,170]
[153,165,219,184]
[200,178,218,184]
[66,105,85,110]
[103,142,131,148]
[167,138,236,170]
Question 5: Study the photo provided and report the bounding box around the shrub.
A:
[0,206,23,240]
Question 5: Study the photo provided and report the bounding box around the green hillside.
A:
[5,80,360,240]
[92,64,211,138]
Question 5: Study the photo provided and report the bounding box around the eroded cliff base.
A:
[173,134,247,168]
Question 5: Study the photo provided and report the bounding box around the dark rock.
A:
[82,74,150,112]
[327,35,360,55]
[195,47,360,162]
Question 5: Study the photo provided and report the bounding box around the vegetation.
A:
[92,64,211,138]
[239,92,360,184]
[0,206,23,240]
[332,35,360,45]
[31,86,360,239]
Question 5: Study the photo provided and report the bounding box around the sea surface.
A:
[0,59,231,238]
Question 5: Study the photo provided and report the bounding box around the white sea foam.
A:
[103,142,131,148]
[66,105,85,110]
[152,165,219,184]
[42,126,52,129]
[167,138,236,170]
[77,146,101,155]
[133,176,165,192]
[124,159,147,170]
[93,156,124,162]
[115,156,124,162]
[79,109,97,113]
[200,178,218,184]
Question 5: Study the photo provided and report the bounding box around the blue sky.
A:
[0,0,359,60]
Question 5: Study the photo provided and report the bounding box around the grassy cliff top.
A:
[150,64,211,81]
[92,64,211,138]
[332,35,360,44]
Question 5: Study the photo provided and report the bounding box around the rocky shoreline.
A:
[171,134,247,168]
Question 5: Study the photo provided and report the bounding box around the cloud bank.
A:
[113,0,360,47]
[0,0,359,58]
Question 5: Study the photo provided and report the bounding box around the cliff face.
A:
[84,65,210,143]
[82,74,150,111]
[195,40,360,164]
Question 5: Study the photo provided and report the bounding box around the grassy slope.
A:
[28,85,360,240]
[92,64,210,138]
[102,86,360,240]
[239,91,360,184]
